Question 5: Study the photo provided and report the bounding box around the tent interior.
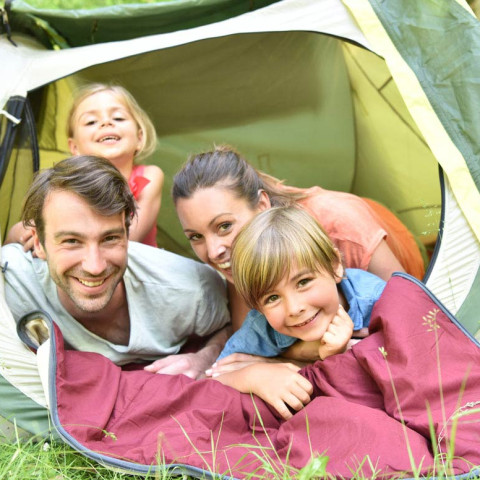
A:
[0,30,441,265]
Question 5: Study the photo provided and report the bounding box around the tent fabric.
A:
[345,0,480,242]
[42,275,480,478]
[0,96,38,239]
[9,0,281,48]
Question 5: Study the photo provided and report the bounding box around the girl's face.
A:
[175,186,271,283]
[68,91,142,166]
[258,262,343,342]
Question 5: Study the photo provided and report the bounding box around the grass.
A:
[0,436,148,480]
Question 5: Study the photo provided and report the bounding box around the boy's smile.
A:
[259,264,343,342]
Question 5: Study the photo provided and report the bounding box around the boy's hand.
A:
[215,362,313,420]
[318,305,354,360]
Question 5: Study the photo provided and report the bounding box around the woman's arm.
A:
[368,239,405,281]
[227,283,251,332]
[129,164,164,243]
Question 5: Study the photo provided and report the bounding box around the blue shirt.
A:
[217,268,386,360]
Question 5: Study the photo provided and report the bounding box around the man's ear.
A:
[68,137,79,155]
[257,190,271,212]
[333,249,344,283]
[32,228,47,260]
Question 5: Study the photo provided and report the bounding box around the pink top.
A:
[128,165,157,248]
[297,186,424,279]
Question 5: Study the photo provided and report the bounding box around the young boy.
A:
[212,206,386,420]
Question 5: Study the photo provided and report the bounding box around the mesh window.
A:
[0,97,39,243]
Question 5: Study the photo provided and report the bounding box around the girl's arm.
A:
[129,164,164,243]
[4,222,35,252]
[214,362,313,420]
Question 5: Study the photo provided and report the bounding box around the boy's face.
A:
[258,263,343,342]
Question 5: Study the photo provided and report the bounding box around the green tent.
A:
[0,0,479,465]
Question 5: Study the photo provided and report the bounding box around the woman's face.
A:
[175,186,270,283]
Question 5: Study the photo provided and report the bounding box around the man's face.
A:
[33,190,128,316]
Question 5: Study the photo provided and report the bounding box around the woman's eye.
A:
[114,116,125,122]
[85,120,96,126]
[218,222,232,233]
[298,277,312,288]
[188,233,202,242]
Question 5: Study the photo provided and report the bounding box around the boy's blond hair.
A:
[232,206,340,310]
[67,83,157,162]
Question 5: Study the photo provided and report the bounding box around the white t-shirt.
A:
[2,241,230,365]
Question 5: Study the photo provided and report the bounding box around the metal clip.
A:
[0,109,21,125]
[1,1,17,47]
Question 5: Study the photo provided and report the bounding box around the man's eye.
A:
[104,235,121,243]
[62,238,79,245]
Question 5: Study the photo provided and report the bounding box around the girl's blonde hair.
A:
[232,206,340,310]
[67,83,157,162]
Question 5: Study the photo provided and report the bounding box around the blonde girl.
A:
[6,84,163,249]
[67,83,163,247]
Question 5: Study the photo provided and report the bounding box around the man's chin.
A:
[72,297,111,313]
[67,288,115,313]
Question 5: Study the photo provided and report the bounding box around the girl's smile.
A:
[68,90,142,168]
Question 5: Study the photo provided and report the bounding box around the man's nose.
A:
[82,245,107,275]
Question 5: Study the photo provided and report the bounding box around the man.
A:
[2,155,230,378]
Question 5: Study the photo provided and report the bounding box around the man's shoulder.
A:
[1,243,36,269]
[2,242,26,257]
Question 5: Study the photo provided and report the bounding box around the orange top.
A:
[297,186,425,279]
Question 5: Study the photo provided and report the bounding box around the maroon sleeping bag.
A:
[46,275,480,478]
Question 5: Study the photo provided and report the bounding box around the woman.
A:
[172,144,425,332]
